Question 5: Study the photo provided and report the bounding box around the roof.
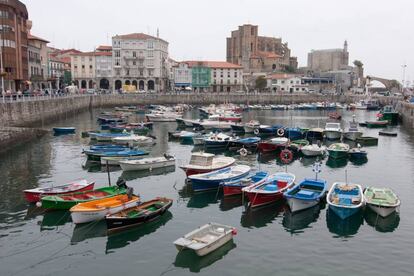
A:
[28,34,49,43]
[96,45,112,51]
[52,48,82,55]
[113,33,168,43]
[71,51,112,57]
[267,73,300,79]
[49,56,70,64]
[184,61,243,69]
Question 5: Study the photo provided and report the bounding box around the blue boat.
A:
[259,124,284,135]
[53,127,76,135]
[179,132,201,144]
[284,127,304,140]
[93,132,131,142]
[220,171,268,196]
[97,116,125,124]
[348,148,368,159]
[327,182,365,219]
[89,144,129,151]
[189,165,251,192]
[85,149,148,162]
[228,137,261,150]
[284,178,327,212]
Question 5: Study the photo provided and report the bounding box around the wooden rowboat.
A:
[105,197,173,233]
[23,179,94,203]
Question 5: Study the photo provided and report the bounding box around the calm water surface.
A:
[0,108,413,276]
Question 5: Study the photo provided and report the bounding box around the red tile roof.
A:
[113,33,167,43]
[96,45,112,51]
[52,48,82,55]
[28,34,49,43]
[71,51,112,57]
[251,51,282,59]
[184,61,243,69]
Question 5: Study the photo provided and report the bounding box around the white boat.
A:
[182,119,200,127]
[180,152,235,176]
[204,133,237,148]
[112,135,155,146]
[119,155,175,172]
[70,194,140,224]
[174,222,237,256]
[301,144,326,157]
[145,112,183,122]
[324,122,342,140]
[363,187,401,217]
[354,100,367,110]
[269,137,289,145]
[100,156,142,166]
[243,120,261,133]
[343,116,363,141]
[200,115,233,130]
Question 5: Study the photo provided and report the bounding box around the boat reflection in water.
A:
[364,208,400,233]
[299,156,325,167]
[241,202,285,229]
[71,220,108,244]
[326,208,363,237]
[349,156,368,166]
[121,166,175,181]
[219,195,243,211]
[186,190,220,209]
[82,160,105,173]
[106,211,173,254]
[326,157,348,168]
[174,239,236,273]
[282,204,322,235]
[41,210,71,231]
[25,205,46,220]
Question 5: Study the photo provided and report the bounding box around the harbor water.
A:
[0,108,413,276]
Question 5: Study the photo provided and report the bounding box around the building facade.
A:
[48,56,67,90]
[112,33,169,92]
[0,0,28,92]
[27,42,41,89]
[27,34,49,90]
[173,62,191,90]
[70,52,96,90]
[95,51,112,90]
[226,24,297,73]
[266,73,308,93]
[307,41,350,72]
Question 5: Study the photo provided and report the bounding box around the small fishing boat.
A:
[257,125,283,135]
[284,128,305,141]
[289,139,309,152]
[363,187,400,217]
[220,171,268,197]
[188,165,251,192]
[227,137,261,151]
[324,122,342,140]
[94,132,130,142]
[89,144,129,151]
[199,116,233,131]
[53,127,76,135]
[326,182,365,219]
[378,105,399,125]
[257,137,289,153]
[300,144,326,157]
[145,112,183,122]
[230,123,245,133]
[356,136,378,146]
[243,120,260,133]
[327,143,349,159]
[179,132,201,144]
[85,149,148,162]
[97,116,125,124]
[180,152,235,176]
[106,197,173,233]
[379,130,397,137]
[112,135,155,146]
[305,128,324,141]
[343,116,363,141]
[100,156,143,166]
[192,134,209,146]
[70,194,140,224]
[349,146,368,159]
[365,120,388,128]
[173,222,237,256]
[24,179,94,203]
[242,172,296,208]
[119,155,175,172]
[40,181,127,210]
[204,133,236,148]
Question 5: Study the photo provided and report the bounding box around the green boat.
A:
[327,143,349,159]
[365,120,388,128]
[289,139,309,152]
[356,136,378,146]
[378,105,399,125]
[40,186,126,210]
[364,187,400,217]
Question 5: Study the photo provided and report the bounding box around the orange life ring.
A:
[280,149,293,164]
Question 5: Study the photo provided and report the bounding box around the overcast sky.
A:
[25,0,413,83]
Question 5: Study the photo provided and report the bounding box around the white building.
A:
[95,51,112,90]
[112,33,169,92]
[173,62,192,90]
[70,52,96,90]
[266,73,308,93]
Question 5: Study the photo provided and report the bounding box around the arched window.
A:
[148,80,155,90]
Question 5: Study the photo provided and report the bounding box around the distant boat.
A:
[53,127,76,135]
[324,122,342,140]
[174,222,237,256]
[84,149,148,162]
[242,172,296,208]
[363,187,400,217]
[365,120,388,128]
[106,197,173,233]
[301,144,326,157]
[326,182,364,219]
[119,155,176,172]
[227,137,261,151]
[179,152,235,176]
[349,147,368,159]
[220,171,268,197]
[243,120,261,133]
[378,105,399,125]
[343,116,363,141]
[188,165,251,192]
[24,179,94,203]
[257,137,289,153]
[327,143,349,159]
[355,136,378,146]
[204,133,236,148]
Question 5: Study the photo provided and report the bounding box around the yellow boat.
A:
[70,194,140,224]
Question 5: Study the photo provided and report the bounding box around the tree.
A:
[255,76,267,91]
[389,79,401,89]
[353,60,363,67]
[283,65,296,73]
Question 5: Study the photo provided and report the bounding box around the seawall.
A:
[0,127,48,154]
[399,102,414,128]
[0,93,402,127]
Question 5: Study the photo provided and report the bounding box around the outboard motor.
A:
[126,186,134,200]
[116,178,127,189]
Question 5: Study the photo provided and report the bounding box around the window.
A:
[296,88,299,91]
[281,80,285,84]
[251,27,254,35]
[114,50,120,57]
[126,69,129,76]
[89,58,92,62]
[133,61,136,66]
[0,24,13,32]
[234,79,237,84]
[148,69,153,76]
[89,65,93,69]
[147,50,154,58]
[227,79,230,84]
[227,71,230,78]
[0,10,9,19]
[148,41,154,49]
[74,65,77,69]
[234,71,237,78]
[290,80,293,84]
[133,51,136,57]
[139,70,143,76]
[2,39,15,48]
[82,65,85,69]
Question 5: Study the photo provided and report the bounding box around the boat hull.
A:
[120,159,175,172]
[324,130,342,140]
[367,203,398,218]
[190,172,249,192]
[286,197,320,213]
[301,148,324,157]
[329,205,361,219]
[327,150,348,159]
[343,131,363,141]
[174,233,233,257]
[245,191,284,208]
[24,182,94,203]
[53,127,76,135]
[257,142,283,153]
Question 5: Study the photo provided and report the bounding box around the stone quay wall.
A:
[398,102,414,128]
[0,127,48,154]
[0,93,402,127]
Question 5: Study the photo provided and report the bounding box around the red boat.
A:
[242,172,295,208]
[179,152,235,176]
[218,116,242,122]
[23,179,95,203]
[257,137,289,153]
[221,172,268,197]
[328,112,342,120]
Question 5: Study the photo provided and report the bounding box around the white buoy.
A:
[36,201,42,208]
